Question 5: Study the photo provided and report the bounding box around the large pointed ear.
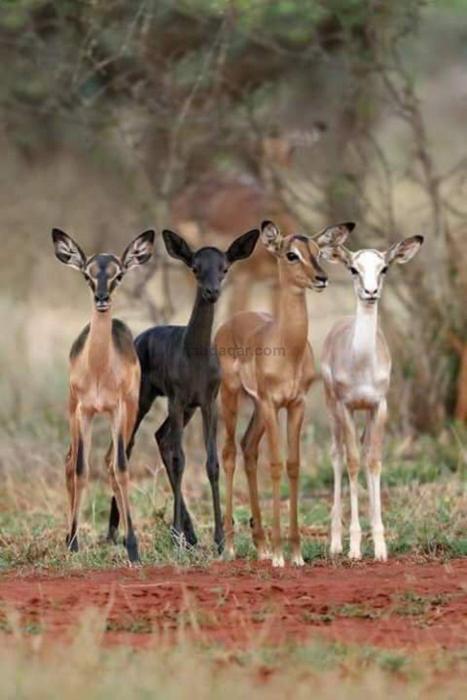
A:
[51,229,86,270]
[225,229,260,264]
[314,221,355,247]
[260,220,285,257]
[385,235,424,265]
[314,221,355,261]
[162,229,194,267]
[121,230,155,271]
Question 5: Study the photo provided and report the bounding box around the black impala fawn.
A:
[107,227,260,552]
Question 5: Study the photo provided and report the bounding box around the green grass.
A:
[0,426,465,571]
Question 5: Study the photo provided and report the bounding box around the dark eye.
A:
[381,266,388,274]
[286,252,299,262]
[349,266,358,275]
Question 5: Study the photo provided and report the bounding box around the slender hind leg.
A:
[220,384,239,558]
[202,399,224,553]
[341,404,362,560]
[110,402,140,564]
[156,409,197,545]
[241,404,268,560]
[163,400,187,544]
[106,445,125,545]
[106,378,157,542]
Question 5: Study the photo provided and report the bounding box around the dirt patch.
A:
[0,558,466,650]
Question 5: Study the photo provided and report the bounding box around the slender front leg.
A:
[202,400,224,553]
[330,429,345,555]
[65,396,78,547]
[241,405,268,560]
[220,384,239,559]
[363,400,388,561]
[65,425,77,546]
[65,443,76,541]
[111,403,140,563]
[261,399,284,567]
[156,410,197,545]
[67,407,92,553]
[341,404,362,560]
[286,399,305,566]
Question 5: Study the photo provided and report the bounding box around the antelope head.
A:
[52,229,155,312]
[322,234,424,305]
[260,220,355,292]
[162,228,260,304]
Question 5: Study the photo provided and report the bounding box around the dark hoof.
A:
[182,518,198,547]
[127,548,141,565]
[183,529,198,547]
[125,536,141,564]
[66,534,79,553]
[106,527,120,546]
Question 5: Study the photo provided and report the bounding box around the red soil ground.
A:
[0,558,465,650]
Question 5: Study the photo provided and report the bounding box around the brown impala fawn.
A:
[215,220,354,566]
[52,228,155,563]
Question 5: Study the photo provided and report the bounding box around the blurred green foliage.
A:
[0,0,423,158]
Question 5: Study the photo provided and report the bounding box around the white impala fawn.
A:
[321,234,423,561]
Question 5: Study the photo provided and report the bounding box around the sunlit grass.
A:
[0,612,465,700]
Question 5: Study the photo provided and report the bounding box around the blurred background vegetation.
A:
[0,0,465,482]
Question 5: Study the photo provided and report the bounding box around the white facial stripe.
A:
[290,246,305,262]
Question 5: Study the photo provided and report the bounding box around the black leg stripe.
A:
[117,435,127,472]
[76,438,85,476]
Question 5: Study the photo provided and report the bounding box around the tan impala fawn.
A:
[52,228,155,563]
[215,220,354,566]
[321,234,423,561]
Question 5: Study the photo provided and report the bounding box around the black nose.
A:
[203,287,220,303]
[316,275,327,284]
[364,288,378,296]
[95,293,110,303]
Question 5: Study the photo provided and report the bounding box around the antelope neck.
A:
[183,287,216,357]
[88,306,113,373]
[277,280,309,355]
[352,297,379,364]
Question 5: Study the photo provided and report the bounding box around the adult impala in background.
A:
[321,234,423,561]
[170,129,324,315]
